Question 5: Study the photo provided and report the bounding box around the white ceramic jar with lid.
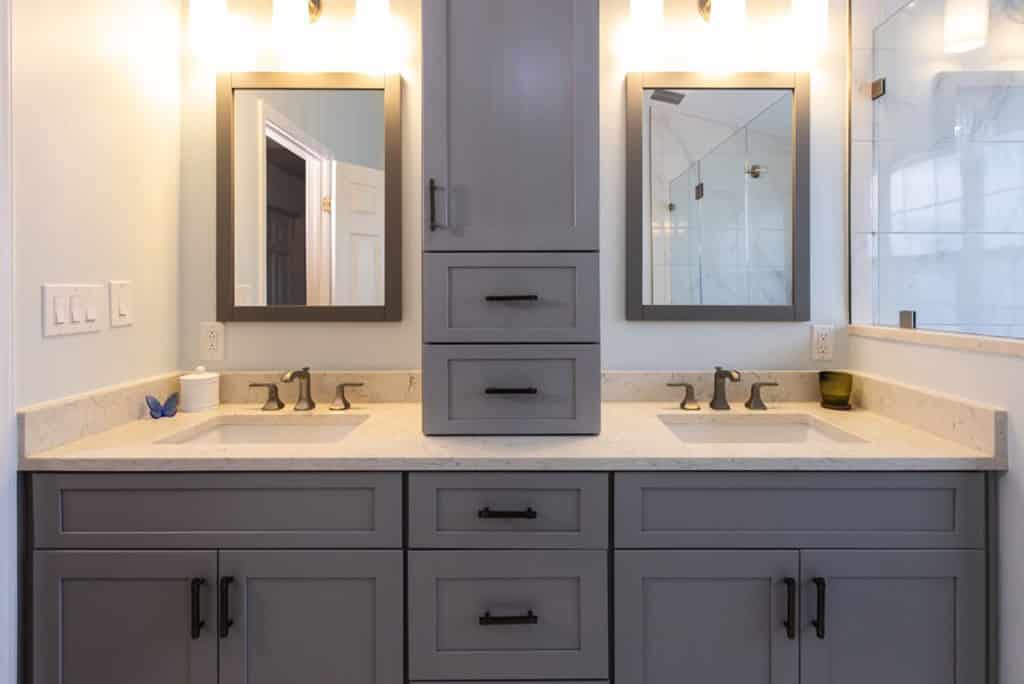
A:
[180,366,220,412]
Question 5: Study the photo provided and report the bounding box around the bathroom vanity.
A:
[18,393,1004,684]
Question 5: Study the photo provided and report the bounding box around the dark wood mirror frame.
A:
[625,72,811,322]
[216,72,402,322]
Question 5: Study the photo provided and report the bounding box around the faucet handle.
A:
[249,383,285,411]
[330,383,365,412]
[745,382,779,411]
[667,382,700,411]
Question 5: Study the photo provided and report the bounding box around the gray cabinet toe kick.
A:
[23,471,995,684]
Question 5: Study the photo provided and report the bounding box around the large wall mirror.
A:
[626,73,810,321]
[217,73,401,321]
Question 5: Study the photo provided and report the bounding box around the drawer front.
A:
[408,473,608,548]
[423,344,600,435]
[615,473,985,549]
[33,473,403,549]
[409,551,608,680]
[423,253,599,343]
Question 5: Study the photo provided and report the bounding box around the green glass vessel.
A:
[819,371,853,411]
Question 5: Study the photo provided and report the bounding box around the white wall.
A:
[0,0,16,678]
[12,0,183,406]
[178,0,422,371]
[848,335,1021,681]
[600,0,849,370]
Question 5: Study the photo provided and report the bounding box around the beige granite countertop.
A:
[18,401,1007,472]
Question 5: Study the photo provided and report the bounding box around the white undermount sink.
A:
[659,413,866,445]
[159,414,368,445]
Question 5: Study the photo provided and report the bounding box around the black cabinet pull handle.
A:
[783,577,796,640]
[811,577,826,639]
[479,610,539,626]
[478,506,538,520]
[218,577,234,638]
[485,387,538,395]
[428,178,445,231]
[484,294,539,302]
[190,578,206,640]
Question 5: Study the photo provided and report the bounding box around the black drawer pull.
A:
[811,577,826,639]
[783,577,796,640]
[428,178,445,231]
[190,578,206,640]
[479,610,539,626]
[485,294,539,302]
[219,577,234,638]
[485,387,538,395]
[478,506,538,520]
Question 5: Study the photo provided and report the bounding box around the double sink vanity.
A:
[18,367,1006,684]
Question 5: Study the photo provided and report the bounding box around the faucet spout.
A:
[711,366,742,410]
[281,367,315,411]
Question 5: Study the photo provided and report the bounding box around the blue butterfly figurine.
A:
[145,393,180,419]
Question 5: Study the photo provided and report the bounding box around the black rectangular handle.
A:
[428,178,444,231]
[484,294,539,302]
[485,387,538,395]
[783,577,796,640]
[219,577,234,638]
[478,506,538,520]
[812,577,826,639]
[190,578,206,640]
[479,610,538,626]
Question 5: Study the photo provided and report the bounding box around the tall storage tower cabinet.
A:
[421,0,601,435]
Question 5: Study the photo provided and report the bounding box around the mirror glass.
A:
[232,89,386,307]
[642,88,794,307]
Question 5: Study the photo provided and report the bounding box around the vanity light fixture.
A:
[792,0,829,53]
[189,0,229,56]
[357,0,391,26]
[944,0,989,53]
[698,0,747,28]
[630,0,664,27]
[272,0,320,52]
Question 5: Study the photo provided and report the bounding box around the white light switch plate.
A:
[811,324,835,361]
[42,284,106,337]
[199,321,225,362]
[109,280,134,328]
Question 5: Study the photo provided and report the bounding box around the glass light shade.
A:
[357,0,392,25]
[944,0,989,54]
[792,0,828,52]
[709,0,747,29]
[630,0,664,26]
[272,0,310,50]
[189,0,229,55]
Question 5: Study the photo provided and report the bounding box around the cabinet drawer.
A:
[423,253,599,343]
[33,473,402,549]
[408,550,608,680]
[422,344,600,435]
[408,473,608,548]
[615,473,985,549]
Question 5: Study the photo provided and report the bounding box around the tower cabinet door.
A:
[422,0,598,251]
[615,550,800,684]
[800,550,985,684]
[34,550,218,684]
[218,550,404,684]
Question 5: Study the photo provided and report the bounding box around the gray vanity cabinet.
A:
[800,550,985,684]
[421,0,598,251]
[615,550,800,684]
[218,550,404,684]
[34,550,219,684]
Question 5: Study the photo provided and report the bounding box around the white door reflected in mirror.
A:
[232,88,386,307]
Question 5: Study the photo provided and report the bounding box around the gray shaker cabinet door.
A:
[615,550,800,684]
[218,550,404,684]
[422,0,599,251]
[800,550,985,684]
[34,550,218,684]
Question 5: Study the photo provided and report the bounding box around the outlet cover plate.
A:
[199,321,225,362]
[811,324,835,362]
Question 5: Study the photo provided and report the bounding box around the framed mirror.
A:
[626,72,810,321]
[217,72,402,322]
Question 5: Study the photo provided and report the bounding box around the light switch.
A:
[43,284,105,337]
[109,280,134,327]
[53,296,68,325]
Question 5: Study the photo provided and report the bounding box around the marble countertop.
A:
[18,401,1007,472]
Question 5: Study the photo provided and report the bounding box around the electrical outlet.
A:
[199,322,225,362]
[811,324,835,361]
